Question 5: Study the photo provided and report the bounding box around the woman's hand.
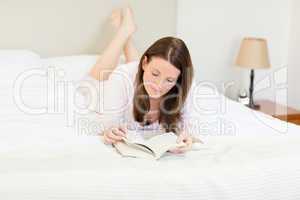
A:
[168,133,193,154]
[102,125,127,145]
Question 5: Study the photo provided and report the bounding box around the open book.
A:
[113,131,187,160]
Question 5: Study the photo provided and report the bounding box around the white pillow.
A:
[40,54,126,81]
[0,49,41,87]
[0,50,42,119]
[40,55,99,81]
[1,53,125,122]
[0,49,40,65]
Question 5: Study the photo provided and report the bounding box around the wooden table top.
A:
[256,99,300,117]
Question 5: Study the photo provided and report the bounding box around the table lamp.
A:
[235,37,271,109]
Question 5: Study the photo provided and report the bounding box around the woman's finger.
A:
[185,136,193,146]
[170,134,193,153]
[176,133,184,143]
[178,133,193,145]
[168,148,185,154]
[118,125,127,137]
[103,133,114,145]
[177,144,192,152]
[113,128,127,138]
[180,136,193,150]
[107,129,124,141]
[171,145,190,153]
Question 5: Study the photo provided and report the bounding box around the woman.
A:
[86,7,197,154]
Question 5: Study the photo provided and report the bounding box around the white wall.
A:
[288,0,300,109]
[0,0,177,57]
[177,0,290,100]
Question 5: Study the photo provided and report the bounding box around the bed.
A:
[1,50,300,200]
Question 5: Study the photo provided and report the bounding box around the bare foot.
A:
[110,9,122,30]
[119,6,137,38]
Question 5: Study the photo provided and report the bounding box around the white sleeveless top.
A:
[78,61,198,136]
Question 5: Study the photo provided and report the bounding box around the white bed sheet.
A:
[1,98,300,200]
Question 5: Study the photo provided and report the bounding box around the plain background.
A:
[0,0,177,57]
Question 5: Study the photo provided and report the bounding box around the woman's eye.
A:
[167,79,175,83]
[152,72,159,77]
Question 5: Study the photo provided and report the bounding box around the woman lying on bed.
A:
[86,7,197,154]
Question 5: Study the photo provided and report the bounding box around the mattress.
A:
[1,112,300,200]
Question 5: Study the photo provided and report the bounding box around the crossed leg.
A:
[89,7,139,81]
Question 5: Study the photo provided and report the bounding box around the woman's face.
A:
[142,56,181,99]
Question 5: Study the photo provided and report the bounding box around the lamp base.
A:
[247,69,260,110]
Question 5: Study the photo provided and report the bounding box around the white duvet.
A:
[1,104,300,200]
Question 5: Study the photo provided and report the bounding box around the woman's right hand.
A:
[102,125,127,145]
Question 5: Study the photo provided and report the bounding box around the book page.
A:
[113,142,155,160]
[125,131,185,158]
[116,131,186,160]
[142,132,185,159]
[117,131,155,158]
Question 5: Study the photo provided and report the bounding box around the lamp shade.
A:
[235,37,271,69]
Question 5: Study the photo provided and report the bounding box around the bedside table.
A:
[255,100,300,125]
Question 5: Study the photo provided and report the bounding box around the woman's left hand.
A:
[168,133,193,154]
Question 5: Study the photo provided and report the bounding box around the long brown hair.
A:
[133,37,194,134]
